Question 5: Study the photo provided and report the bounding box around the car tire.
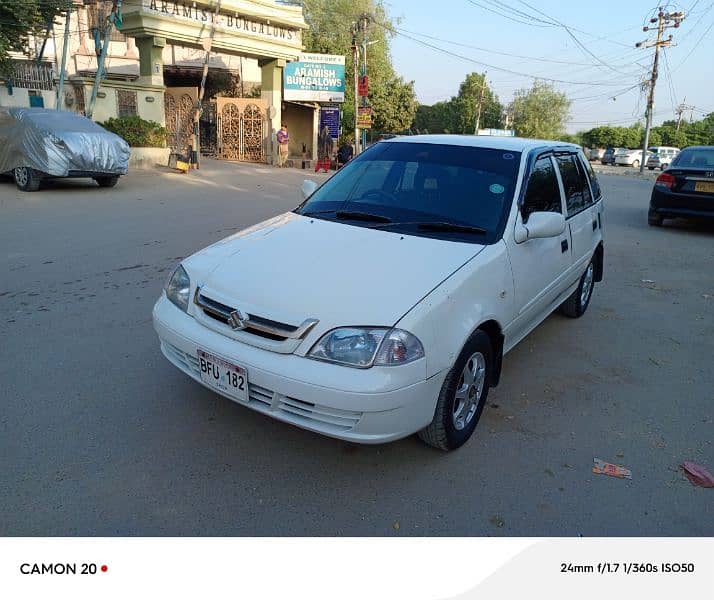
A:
[559,259,595,319]
[418,331,492,451]
[632,159,640,169]
[648,210,664,227]
[13,167,41,192]
[95,175,120,188]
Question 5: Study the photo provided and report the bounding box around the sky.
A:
[383,0,714,132]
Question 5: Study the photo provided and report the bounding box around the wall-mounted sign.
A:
[357,106,372,129]
[284,53,346,103]
[319,106,340,140]
[358,75,369,98]
[143,1,301,46]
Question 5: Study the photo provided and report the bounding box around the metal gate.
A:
[164,88,197,157]
[216,98,268,163]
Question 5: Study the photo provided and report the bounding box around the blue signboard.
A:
[319,107,340,140]
[284,53,346,103]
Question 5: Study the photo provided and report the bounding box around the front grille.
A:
[162,342,362,433]
[194,288,317,343]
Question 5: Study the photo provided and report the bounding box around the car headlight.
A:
[308,327,424,368]
[165,264,190,312]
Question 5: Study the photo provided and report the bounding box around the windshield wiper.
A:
[416,222,487,235]
[334,210,393,223]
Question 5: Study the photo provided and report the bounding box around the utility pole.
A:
[636,7,685,173]
[675,98,695,131]
[193,0,222,169]
[474,72,487,134]
[87,1,123,119]
[351,23,359,155]
[56,5,72,110]
[359,13,371,153]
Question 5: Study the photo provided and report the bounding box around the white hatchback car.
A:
[153,136,604,450]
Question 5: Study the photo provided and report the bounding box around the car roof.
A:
[386,134,580,153]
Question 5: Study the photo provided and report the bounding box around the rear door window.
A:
[578,152,602,200]
[556,155,593,217]
[521,156,562,221]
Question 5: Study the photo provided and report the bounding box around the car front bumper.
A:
[152,295,445,444]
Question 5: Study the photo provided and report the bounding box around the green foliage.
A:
[579,113,714,150]
[412,72,503,134]
[301,0,417,134]
[100,116,167,148]
[509,80,571,140]
[0,0,72,78]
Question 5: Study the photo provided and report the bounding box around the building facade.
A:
[0,0,322,164]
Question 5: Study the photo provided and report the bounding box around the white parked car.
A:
[153,136,604,450]
[646,146,680,170]
[614,148,653,168]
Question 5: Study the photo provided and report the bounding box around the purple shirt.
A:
[277,130,289,145]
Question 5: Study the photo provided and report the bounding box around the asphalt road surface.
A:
[1,161,712,536]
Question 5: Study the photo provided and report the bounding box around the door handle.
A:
[561,239,569,253]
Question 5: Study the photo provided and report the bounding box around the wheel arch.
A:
[594,241,604,282]
[475,319,504,387]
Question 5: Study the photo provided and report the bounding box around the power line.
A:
[515,0,630,75]
[376,19,639,87]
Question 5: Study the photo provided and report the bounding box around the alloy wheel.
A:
[452,352,486,431]
[580,262,594,308]
[14,167,28,187]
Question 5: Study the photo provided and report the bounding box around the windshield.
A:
[295,142,521,243]
[672,147,714,168]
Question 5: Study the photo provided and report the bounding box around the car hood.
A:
[184,212,485,331]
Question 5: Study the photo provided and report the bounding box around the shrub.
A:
[100,116,167,148]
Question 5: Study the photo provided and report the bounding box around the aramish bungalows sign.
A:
[283,54,346,103]
[142,0,302,45]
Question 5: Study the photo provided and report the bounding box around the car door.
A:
[555,154,598,279]
[505,154,571,342]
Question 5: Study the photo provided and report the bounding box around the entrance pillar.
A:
[136,36,166,86]
[261,59,285,165]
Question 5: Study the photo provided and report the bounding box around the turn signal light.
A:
[655,172,675,189]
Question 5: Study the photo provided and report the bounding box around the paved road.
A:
[1,162,712,536]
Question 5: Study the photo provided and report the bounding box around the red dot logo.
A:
[101,565,108,573]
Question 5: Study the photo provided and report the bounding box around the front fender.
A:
[396,242,515,378]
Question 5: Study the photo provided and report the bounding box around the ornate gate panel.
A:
[216,98,268,163]
[242,103,265,162]
[219,102,241,160]
[164,88,198,157]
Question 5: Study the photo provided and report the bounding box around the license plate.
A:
[694,181,714,193]
[197,349,248,403]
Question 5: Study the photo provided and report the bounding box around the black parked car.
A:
[648,146,714,226]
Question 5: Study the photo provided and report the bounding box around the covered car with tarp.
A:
[0,107,130,191]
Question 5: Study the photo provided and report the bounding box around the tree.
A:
[0,0,71,78]
[451,72,503,133]
[508,80,570,140]
[371,76,418,132]
[411,72,502,134]
[301,0,417,135]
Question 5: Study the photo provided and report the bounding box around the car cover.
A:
[0,107,130,177]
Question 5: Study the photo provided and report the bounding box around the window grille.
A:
[86,3,125,42]
[11,61,54,91]
[117,89,138,118]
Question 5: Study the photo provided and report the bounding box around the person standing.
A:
[277,124,289,167]
[315,125,332,173]
[337,137,354,168]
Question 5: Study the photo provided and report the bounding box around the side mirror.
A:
[515,211,566,242]
[301,179,318,200]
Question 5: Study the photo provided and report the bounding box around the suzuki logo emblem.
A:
[228,309,248,330]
